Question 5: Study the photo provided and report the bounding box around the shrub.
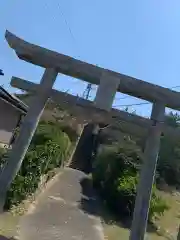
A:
[157,136,180,186]
[92,140,169,222]
[120,111,180,187]
[4,121,71,209]
[156,112,180,186]
[40,120,79,143]
[149,190,169,221]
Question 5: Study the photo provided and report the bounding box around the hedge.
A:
[0,121,72,209]
[92,139,169,222]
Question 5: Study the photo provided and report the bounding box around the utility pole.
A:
[82,83,92,100]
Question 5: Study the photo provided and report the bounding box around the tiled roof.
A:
[0,86,28,113]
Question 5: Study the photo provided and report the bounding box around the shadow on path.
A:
[18,168,104,240]
[79,176,158,235]
[79,177,101,217]
[0,236,16,240]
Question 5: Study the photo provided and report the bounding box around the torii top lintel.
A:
[5,30,180,111]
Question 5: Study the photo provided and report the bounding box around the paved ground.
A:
[18,168,104,240]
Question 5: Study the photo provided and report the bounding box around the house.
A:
[0,87,27,145]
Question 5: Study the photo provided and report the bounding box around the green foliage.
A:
[40,120,79,143]
[157,112,180,186]
[149,191,169,220]
[4,121,71,209]
[157,136,180,186]
[93,140,169,222]
[131,111,180,187]
[164,112,180,128]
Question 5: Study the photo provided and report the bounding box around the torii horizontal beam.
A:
[5,30,180,111]
[11,77,180,140]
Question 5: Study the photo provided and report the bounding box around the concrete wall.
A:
[70,123,95,173]
[0,99,21,144]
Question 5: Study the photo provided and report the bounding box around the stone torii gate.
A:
[1,30,180,240]
[10,76,180,141]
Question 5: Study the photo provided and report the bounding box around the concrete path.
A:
[18,168,104,240]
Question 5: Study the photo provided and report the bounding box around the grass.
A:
[0,168,65,239]
[0,212,19,239]
[104,224,166,240]
[103,189,180,240]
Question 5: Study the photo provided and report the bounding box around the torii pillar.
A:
[91,71,120,152]
[94,71,120,111]
[0,68,58,211]
[130,102,165,240]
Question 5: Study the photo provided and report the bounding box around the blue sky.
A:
[1,0,180,117]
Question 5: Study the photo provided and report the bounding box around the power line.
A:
[114,85,180,102]
[57,4,78,51]
[43,1,76,47]
[115,96,133,100]
[114,84,180,108]
[57,5,95,95]
[56,3,99,95]
[114,102,149,108]
[44,1,85,88]
[56,3,84,86]
[171,85,180,89]
[56,2,84,61]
